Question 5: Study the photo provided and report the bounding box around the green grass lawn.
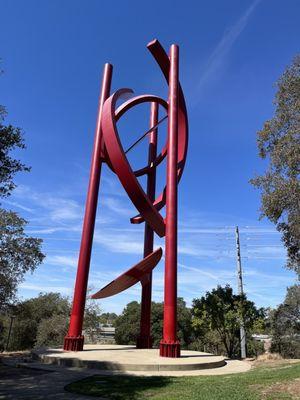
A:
[65,360,300,400]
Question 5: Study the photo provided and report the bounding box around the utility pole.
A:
[235,226,246,359]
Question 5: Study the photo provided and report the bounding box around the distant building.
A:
[99,324,115,339]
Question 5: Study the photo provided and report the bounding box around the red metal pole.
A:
[160,45,180,358]
[136,102,158,349]
[63,63,113,351]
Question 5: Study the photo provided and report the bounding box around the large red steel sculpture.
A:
[63,39,188,357]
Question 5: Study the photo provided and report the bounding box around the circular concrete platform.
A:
[33,344,226,372]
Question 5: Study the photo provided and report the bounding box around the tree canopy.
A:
[0,107,30,198]
[0,292,103,350]
[0,103,44,309]
[251,55,300,275]
[0,210,44,308]
[271,284,300,358]
[0,292,70,350]
[114,298,192,348]
[191,285,264,358]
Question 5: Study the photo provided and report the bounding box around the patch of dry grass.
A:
[252,354,300,369]
[253,378,300,399]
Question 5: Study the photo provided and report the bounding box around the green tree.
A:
[189,329,224,355]
[114,301,140,345]
[0,292,70,350]
[36,314,68,348]
[271,284,300,358]
[250,56,300,275]
[114,298,192,348]
[0,103,44,309]
[191,285,264,358]
[99,312,118,327]
[0,210,44,308]
[150,301,163,347]
[83,290,102,343]
[0,107,30,197]
[0,292,104,350]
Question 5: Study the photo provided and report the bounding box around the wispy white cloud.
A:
[19,283,72,295]
[196,0,261,95]
[101,196,134,217]
[13,185,83,223]
[178,244,218,258]
[244,269,293,285]
[94,230,143,254]
[245,245,286,260]
[179,226,279,235]
[2,199,35,213]
[46,255,78,268]
[26,226,81,235]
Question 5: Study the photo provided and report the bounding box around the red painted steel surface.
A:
[131,39,188,225]
[159,45,181,358]
[63,64,113,351]
[91,248,162,299]
[64,39,188,358]
[137,102,158,349]
[101,91,166,237]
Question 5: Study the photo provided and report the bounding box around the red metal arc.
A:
[64,39,188,358]
[131,39,188,224]
[92,248,162,299]
[100,90,167,237]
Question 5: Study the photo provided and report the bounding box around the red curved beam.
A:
[102,91,187,229]
[114,95,168,178]
[101,89,166,237]
[91,247,162,299]
[101,40,188,229]
[130,39,188,224]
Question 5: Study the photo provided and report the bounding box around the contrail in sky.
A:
[196,0,261,94]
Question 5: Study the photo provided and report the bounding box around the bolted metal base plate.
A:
[63,335,84,351]
[159,340,181,358]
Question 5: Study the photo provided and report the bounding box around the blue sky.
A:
[1,0,299,313]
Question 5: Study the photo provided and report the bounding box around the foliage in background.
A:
[114,298,193,348]
[114,301,140,345]
[36,314,69,348]
[0,210,44,308]
[99,312,118,327]
[250,55,300,275]
[191,285,265,358]
[1,285,299,358]
[114,287,270,358]
[0,292,70,350]
[83,290,102,344]
[150,298,193,348]
[0,107,30,197]
[270,284,300,358]
[0,292,102,351]
[0,102,44,310]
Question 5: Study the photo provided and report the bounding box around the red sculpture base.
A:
[136,336,153,349]
[63,335,84,351]
[159,340,181,358]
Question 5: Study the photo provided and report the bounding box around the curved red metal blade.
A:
[91,247,162,299]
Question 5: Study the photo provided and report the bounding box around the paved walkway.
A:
[0,348,252,399]
[0,362,94,400]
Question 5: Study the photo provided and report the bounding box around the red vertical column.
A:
[136,102,158,349]
[63,63,113,351]
[159,45,180,358]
